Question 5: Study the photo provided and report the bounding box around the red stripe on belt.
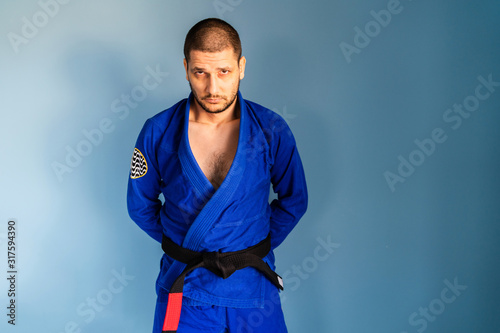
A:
[162,292,183,332]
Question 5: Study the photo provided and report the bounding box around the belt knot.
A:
[202,251,235,279]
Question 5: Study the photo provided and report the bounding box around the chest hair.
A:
[209,152,231,190]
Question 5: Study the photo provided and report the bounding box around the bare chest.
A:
[188,120,240,190]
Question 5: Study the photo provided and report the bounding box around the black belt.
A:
[161,234,283,333]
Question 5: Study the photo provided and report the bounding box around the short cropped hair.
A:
[184,18,242,63]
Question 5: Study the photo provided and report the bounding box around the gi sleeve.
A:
[127,119,163,243]
[269,115,308,250]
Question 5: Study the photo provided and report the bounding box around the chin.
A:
[204,108,226,114]
[201,102,230,114]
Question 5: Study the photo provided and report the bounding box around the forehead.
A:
[188,48,239,69]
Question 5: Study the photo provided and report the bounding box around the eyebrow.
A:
[191,66,231,72]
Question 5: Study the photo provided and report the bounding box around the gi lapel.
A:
[164,92,248,289]
[177,93,215,204]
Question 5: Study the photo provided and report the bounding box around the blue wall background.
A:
[1,1,499,332]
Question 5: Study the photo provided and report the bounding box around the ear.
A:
[239,56,246,80]
[183,58,189,81]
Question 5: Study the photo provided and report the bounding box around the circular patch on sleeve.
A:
[130,148,148,179]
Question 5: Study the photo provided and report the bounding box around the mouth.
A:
[203,96,225,104]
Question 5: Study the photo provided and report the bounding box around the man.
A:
[127,18,307,333]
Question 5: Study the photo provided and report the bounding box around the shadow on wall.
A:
[245,36,342,332]
[248,37,338,224]
[46,38,143,270]
[44,37,166,331]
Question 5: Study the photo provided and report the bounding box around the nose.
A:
[206,74,219,95]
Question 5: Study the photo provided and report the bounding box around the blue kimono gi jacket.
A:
[127,92,307,308]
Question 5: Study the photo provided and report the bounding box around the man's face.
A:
[184,48,246,114]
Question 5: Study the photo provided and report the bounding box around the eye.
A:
[195,71,204,75]
[220,69,229,75]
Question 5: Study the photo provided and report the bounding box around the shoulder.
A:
[135,98,187,151]
[147,98,187,130]
[243,98,294,142]
[244,99,290,132]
